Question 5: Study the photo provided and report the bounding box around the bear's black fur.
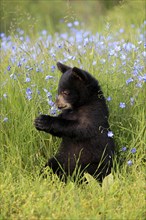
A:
[34,62,115,183]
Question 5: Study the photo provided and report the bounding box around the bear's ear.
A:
[57,62,71,74]
[72,67,87,81]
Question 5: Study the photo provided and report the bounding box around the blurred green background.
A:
[0,0,145,34]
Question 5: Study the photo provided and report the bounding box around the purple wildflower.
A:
[122,146,127,152]
[142,75,146,82]
[3,93,7,98]
[142,51,146,57]
[126,78,133,85]
[107,131,114,138]
[119,102,126,108]
[45,75,53,80]
[17,62,22,67]
[26,88,32,100]
[127,160,133,166]
[109,50,115,56]
[136,83,142,88]
[26,88,32,95]
[115,45,121,52]
[67,23,72,28]
[131,148,136,154]
[42,30,47,35]
[25,77,31,82]
[7,65,11,71]
[3,117,8,122]
[46,92,52,98]
[41,60,45,65]
[107,96,112,101]
[74,21,79,26]
[92,61,97,66]
[50,106,58,115]
[48,100,54,107]
[51,65,56,72]
[119,28,124,33]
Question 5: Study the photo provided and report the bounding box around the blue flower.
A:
[119,102,126,108]
[123,42,135,51]
[7,65,11,71]
[131,148,136,154]
[126,78,133,85]
[25,65,30,69]
[3,117,8,122]
[115,45,121,52]
[41,60,45,65]
[17,62,22,67]
[119,28,124,33]
[107,96,112,102]
[127,160,133,166]
[136,83,142,88]
[28,67,33,71]
[92,61,97,66]
[47,92,52,98]
[132,69,138,76]
[25,77,31,82]
[74,21,79,26]
[121,146,127,152]
[109,50,115,56]
[3,93,7,98]
[48,100,54,107]
[45,75,53,80]
[107,131,114,138]
[137,76,143,81]
[36,67,43,72]
[0,33,5,38]
[120,54,126,60]
[26,88,32,95]
[26,95,32,101]
[142,51,146,57]
[142,75,146,82]
[42,30,47,35]
[67,23,72,28]
[25,66,33,71]
[58,45,63,49]
[50,106,57,115]
[26,88,32,100]
[51,65,56,72]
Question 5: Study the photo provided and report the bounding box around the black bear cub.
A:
[34,62,115,183]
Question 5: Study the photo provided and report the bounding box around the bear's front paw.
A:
[34,115,52,132]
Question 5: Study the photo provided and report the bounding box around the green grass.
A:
[1,170,145,219]
[0,1,146,219]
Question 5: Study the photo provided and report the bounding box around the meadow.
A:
[0,1,146,219]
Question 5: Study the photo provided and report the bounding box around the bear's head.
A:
[56,62,102,110]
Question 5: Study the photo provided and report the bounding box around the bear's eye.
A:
[62,90,70,96]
